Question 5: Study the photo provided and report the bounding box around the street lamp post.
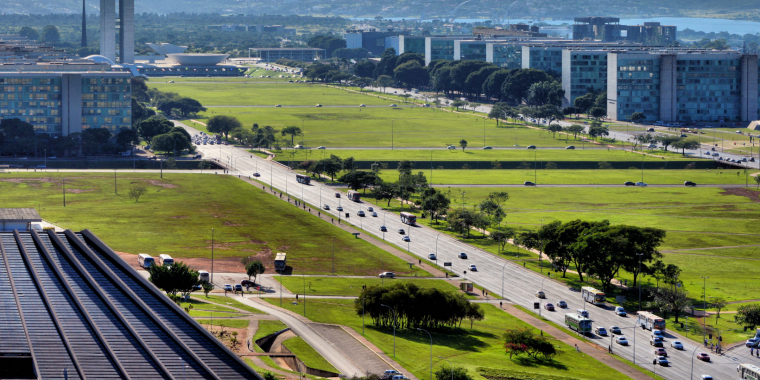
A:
[211,228,214,284]
[501,261,509,300]
[533,149,537,185]
[381,304,397,358]
[689,345,700,380]
[701,276,709,345]
[302,272,306,317]
[636,253,644,311]
[418,328,433,380]
[438,356,454,380]
[435,233,441,256]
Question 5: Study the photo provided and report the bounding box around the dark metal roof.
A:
[0,208,42,222]
[0,229,262,380]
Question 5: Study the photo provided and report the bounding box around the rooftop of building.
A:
[0,228,261,380]
[0,208,41,222]
[248,47,325,51]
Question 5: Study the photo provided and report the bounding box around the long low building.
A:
[0,228,261,380]
[249,48,326,62]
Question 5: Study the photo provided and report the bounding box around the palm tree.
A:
[281,126,303,146]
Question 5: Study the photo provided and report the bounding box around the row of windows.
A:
[677,102,739,108]
[82,85,130,93]
[676,66,737,72]
[84,78,128,85]
[677,59,740,66]
[619,66,656,72]
[82,101,131,108]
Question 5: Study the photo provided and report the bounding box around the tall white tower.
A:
[99,0,134,64]
[99,0,115,62]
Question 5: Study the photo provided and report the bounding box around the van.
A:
[138,253,155,269]
[158,254,174,266]
[198,270,209,282]
[577,309,589,318]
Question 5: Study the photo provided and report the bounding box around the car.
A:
[323,204,330,210]
[544,303,555,311]
[253,173,260,177]
[746,338,758,347]
[379,272,395,278]
[536,291,546,299]
[527,145,536,149]
[372,212,378,217]
[671,341,684,350]
[390,104,397,107]
[241,279,256,287]
[615,307,627,316]
[317,146,326,149]
[610,326,622,334]
[315,104,322,107]
[656,356,669,366]
[275,104,282,107]
[651,330,664,339]
[391,376,409,380]
[595,327,608,336]
[524,181,536,186]
[616,336,629,345]
[624,181,635,186]
[696,352,710,362]
[468,264,477,271]
[635,182,648,187]
[337,206,343,211]
[235,284,243,292]
[168,80,175,83]
[557,300,567,308]
[335,192,341,198]
[358,210,365,217]
[367,207,374,212]
[458,252,468,259]
[382,370,400,380]
[48,156,57,160]
[650,338,663,347]
[483,146,493,150]
[447,145,457,150]
[402,236,410,242]
[700,376,713,380]
[684,181,697,187]
[359,104,366,107]
[398,228,405,234]
[193,154,202,159]
[712,152,719,157]
[566,146,575,150]
[647,128,655,132]
[380,226,388,232]
[577,309,589,318]
[704,151,711,155]
[654,348,668,357]
[224,284,233,291]
[428,253,437,260]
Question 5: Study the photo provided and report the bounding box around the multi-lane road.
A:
[180,121,755,380]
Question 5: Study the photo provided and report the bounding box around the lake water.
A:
[352,17,760,36]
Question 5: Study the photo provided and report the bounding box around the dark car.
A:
[380,226,388,232]
[241,280,256,287]
[624,181,635,186]
[524,181,536,186]
[684,181,696,187]
[697,352,710,362]
[565,146,575,150]
[544,303,555,311]
[253,173,261,177]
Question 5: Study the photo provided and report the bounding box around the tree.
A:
[375,75,394,93]
[483,69,514,101]
[202,282,214,297]
[245,260,266,283]
[395,52,425,68]
[755,176,760,189]
[588,121,609,140]
[465,66,500,100]
[207,115,241,139]
[735,304,760,330]
[590,107,606,120]
[41,25,60,43]
[503,328,558,360]
[374,48,399,78]
[657,135,682,152]
[573,93,595,115]
[372,182,397,207]
[526,81,564,107]
[451,100,466,111]
[547,124,563,139]
[672,139,701,156]
[421,188,451,224]
[501,69,554,105]
[712,297,728,321]
[617,226,666,287]
[355,60,376,78]
[630,112,646,124]
[116,128,139,149]
[650,287,690,322]
[566,124,584,140]
[280,126,303,145]
[394,60,429,88]
[649,260,666,289]
[465,302,485,329]
[490,228,515,253]
[307,35,346,57]
[128,185,147,202]
[338,171,378,192]
[19,26,39,41]
[459,139,468,151]
[131,77,150,102]
[148,261,200,297]
[434,366,473,380]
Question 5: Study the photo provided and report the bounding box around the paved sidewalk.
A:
[503,304,653,380]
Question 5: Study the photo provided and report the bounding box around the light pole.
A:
[435,233,441,256]
[539,278,546,316]
[430,150,433,184]
[44,149,46,170]
[501,261,508,300]
[689,345,700,380]
[211,228,215,284]
[418,328,433,380]
[701,276,709,345]
[302,272,306,317]
[438,356,454,380]
[381,304,397,358]
[533,149,537,185]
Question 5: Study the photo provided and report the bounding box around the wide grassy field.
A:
[266,298,631,380]
[0,173,428,276]
[274,276,468,297]
[374,168,757,185]
[278,148,694,163]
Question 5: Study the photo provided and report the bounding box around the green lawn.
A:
[253,320,289,345]
[374,168,756,185]
[179,297,239,313]
[265,298,631,380]
[0,173,428,276]
[282,336,339,373]
[196,318,250,328]
[198,295,268,314]
[274,276,468,297]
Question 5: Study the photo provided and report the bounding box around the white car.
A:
[224,284,233,291]
[379,272,395,278]
[468,264,477,271]
[359,104,366,107]
[671,340,684,350]
[390,104,397,107]
[615,307,627,316]
[616,336,628,345]
[317,146,326,149]
[746,338,758,347]
[316,104,322,107]
[447,145,457,150]
[635,182,648,187]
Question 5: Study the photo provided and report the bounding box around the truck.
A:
[274,252,287,271]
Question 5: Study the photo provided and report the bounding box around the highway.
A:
[179,121,755,380]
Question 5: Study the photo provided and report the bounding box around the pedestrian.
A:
[653,358,657,365]
[756,348,758,358]
[318,212,321,217]
[752,347,754,356]
[711,343,714,351]
[608,345,611,353]
[296,294,299,300]
[331,218,334,223]
[704,338,708,347]
[575,344,579,352]
[499,301,503,308]
[418,259,421,265]
[540,330,543,337]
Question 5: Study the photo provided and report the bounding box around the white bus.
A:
[581,286,606,306]
[400,212,417,225]
[347,190,360,202]
[738,363,760,380]
[198,270,209,283]
[274,252,287,271]
[158,254,174,266]
[565,313,592,335]
[637,311,666,331]
[138,254,155,269]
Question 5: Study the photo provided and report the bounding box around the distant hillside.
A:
[4,0,760,22]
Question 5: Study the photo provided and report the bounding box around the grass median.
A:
[282,336,339,373]
[273,276,473,298]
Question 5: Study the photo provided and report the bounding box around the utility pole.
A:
[211,228,215,284]
[114,170,117,194]
[63,177,66,207]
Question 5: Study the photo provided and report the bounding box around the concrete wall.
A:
[659,54,677,122]
[521,45,530,69]
[345,33,362,49]
[119,0,135,64]
[606,53,619,121]
[741,54,759,121]
[99,0,116,62]
[61,73,82,136]
[424,37,431,65]
[561,49,572,107]
[485,43,493,64]
[453,40,461,60]
[0,221,28,231]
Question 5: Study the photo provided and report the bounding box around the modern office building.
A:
[572,17,676,45]
[0,70,132,136]
[249,48,325,62]
[345,29,410,56]
[607,50,758,123]
[100,0,134,64]
[472,24,547,38]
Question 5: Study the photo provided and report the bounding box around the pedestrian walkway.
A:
[502,304,653,380]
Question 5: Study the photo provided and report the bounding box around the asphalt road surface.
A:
[179,121,755,380]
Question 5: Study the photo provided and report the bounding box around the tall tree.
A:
[207,115,242,139]
[245,260,266,283]
[41,25,60,43]
[501,69,554,105]
[459,139,468,151]
[394,60,429,88]
[18,26,39,41]
[280,126,303,145]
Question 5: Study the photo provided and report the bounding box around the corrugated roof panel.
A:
[0,236,30,355]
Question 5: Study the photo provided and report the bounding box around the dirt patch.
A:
[170,216,189,219]
[721,187,760,203]
[144,179,178,188]
[223,221,245,227]
[114,251,148,272]
[66,188,94,194]
[114,251,250,273]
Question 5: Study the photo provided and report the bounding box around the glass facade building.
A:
[0,72,131,136]
[562,50,609,106]
[490,43,523,69]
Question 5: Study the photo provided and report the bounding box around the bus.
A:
[138,254,154,269]
[400,212,417,225]
[198,270,209,283]
[739,363,760,380]
[274,252,287,271]
[581,286,606,306]
[296,174,311,185]
[565,313,592,335]
[347,190,360,202]
[637,311,666,331]
[158,254,174,266]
